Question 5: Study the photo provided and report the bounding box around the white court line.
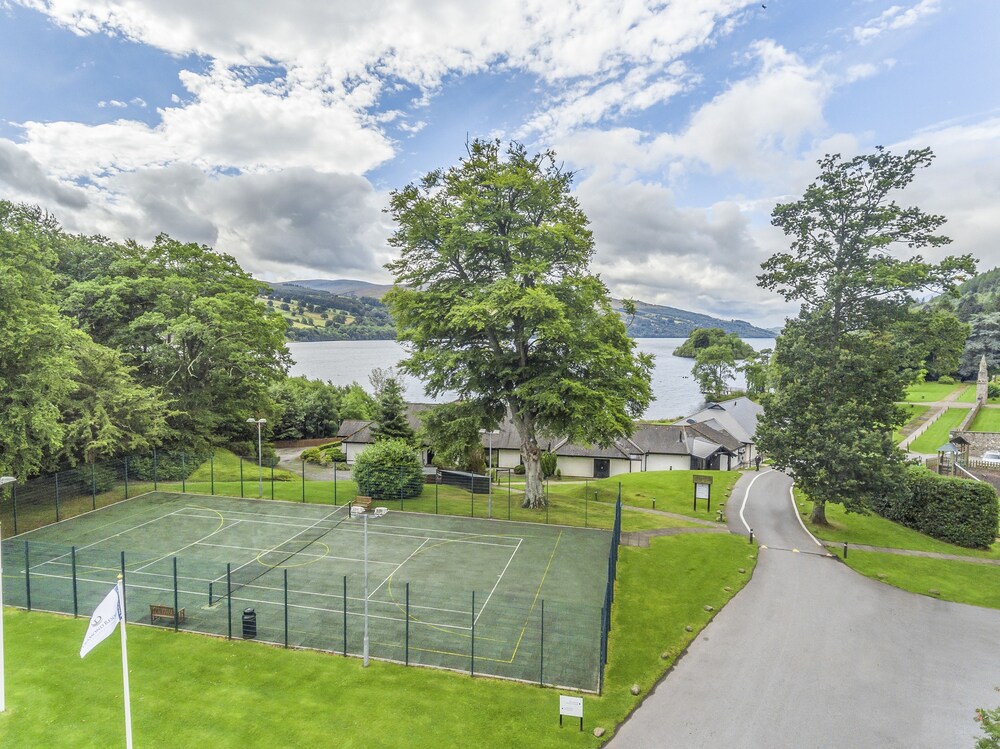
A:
[132,519,244,573]
[367,538,429,599]
[739,468,773,533]
[787,484,824,548]
[196,541,399,566]
[474,537,522,626]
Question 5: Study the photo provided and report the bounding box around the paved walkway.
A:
[608,469,1000,747]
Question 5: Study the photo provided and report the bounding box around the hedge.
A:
[352,439,424,501]
[874,465,999,548]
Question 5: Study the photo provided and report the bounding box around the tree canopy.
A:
[385,140,652,507]
[755,148,974,524]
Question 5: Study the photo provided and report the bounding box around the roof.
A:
[678,396,761,444]
[552,436,641,460]
[336,420,370,440]
[629,424,691,456]
[338,403,436,444]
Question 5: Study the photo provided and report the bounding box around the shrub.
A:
[352,439,424,501]
[990,381,1000,399]
[937,374,956,384]
[540,451,557,479]
[875,465,999,548]
[513,464,526,475]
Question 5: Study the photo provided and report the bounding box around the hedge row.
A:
[872,465,999,548]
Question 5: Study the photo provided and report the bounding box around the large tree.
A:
[385,140,653,507]
[756,147,973,524]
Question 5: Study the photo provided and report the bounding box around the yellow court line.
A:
[508,529,562,662]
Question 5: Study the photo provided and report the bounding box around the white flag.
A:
[80,583,123,658]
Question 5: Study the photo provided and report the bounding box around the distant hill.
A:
[268,278,773,341]
[613,299,774,338]
[284,278,393,298]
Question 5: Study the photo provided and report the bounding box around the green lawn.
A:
[571,470,743,522]
[845,550,1000,609]
[956,385,1000,404]
[0,533,756,747]
[798,491,1000,560]
[969,408,1000,432]
[893,404,931,444]
[903,382,964,402]
[907,407,971,453]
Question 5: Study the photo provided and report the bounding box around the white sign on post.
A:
[559,695,584,731]
[695,483,710,500]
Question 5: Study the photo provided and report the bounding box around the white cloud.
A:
[852,0,940,45]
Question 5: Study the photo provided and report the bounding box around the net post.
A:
[91,462,96,511]
[24,541,30,611]
[226,563,232,640]
[284,569,289,648]
[181,453,186,493]
[173,556,179,631]
[124,457,129,499]
[54,471,60,522]
[120,551,127,621]
[405,582,410,666]
[240,457,244,498]
[342,575,348,655]
[153,448,158,490]
[471,590,475,677]
[71,546,78,617]
[539,599,544,686]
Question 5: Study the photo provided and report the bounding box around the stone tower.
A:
[976,354,989,405]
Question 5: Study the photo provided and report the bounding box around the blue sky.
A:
[1,0,997,326]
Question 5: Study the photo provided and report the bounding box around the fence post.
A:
[181,453,186,493]
[226,563,232,640]
[471,590,475,677]
[124,457,129,499]
[585,491,588,528]
[211,453,215,496]
[435,475,439,514]
[173,557,180,631]
[271,462,274,500]
[333,465,337,505]
[54,471,60,522]
[240,458,244,498]
[153,448,158,490]
[405,582,410,666]
[24,541,30,611]
[284,569,289,648]
[343,575,348,655]
[120,551,127,621]
[91,463,97,511]
[71,546,78,617]
[301,460,305,502]
[507,472,511,520]
[11,484,17,535]
[470,474,474,517]
[539,599,544,685]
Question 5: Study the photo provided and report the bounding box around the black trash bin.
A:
[242,607,257,639]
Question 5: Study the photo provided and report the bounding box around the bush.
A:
[874,465,999,548]
[352,439,424,501]
[513,464,526,475]
[937,375,956,384]
[989,381,1000,399]
[540,451,557,479]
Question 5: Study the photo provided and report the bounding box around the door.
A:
[594,458,611,478]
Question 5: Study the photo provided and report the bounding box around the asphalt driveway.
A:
[608,469,1000,747]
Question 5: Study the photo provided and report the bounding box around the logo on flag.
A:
[80,583,123,658]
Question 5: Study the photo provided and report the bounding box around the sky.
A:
[0,0,997,327]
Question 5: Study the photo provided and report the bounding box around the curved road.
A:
[609,470,1000,747]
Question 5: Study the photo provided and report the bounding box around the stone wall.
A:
[952,430,1000,456]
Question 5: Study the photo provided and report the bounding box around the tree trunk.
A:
[508,402,546,508]
[810,499,827,525]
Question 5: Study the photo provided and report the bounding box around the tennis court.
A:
[2,491,611,690]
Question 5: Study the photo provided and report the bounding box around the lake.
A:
[287,338,775,420]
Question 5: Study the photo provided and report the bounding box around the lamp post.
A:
[362,509,385,667]
[0,475,16,712]
[479,429,500,519]
[246,418,266,498]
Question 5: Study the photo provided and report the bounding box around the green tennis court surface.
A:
[3,492,611,690]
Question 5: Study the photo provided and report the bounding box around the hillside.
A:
[268,278,773,341]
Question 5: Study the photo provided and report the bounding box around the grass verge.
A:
[970,408,1000,432]
[904,382,964,403]
[908,407,972,453]
[844,550,1000,609]
[0,533,755,747]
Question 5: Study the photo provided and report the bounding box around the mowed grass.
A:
[797,491,1000,560]
[903,382,964,402]
[956,385,1000,404]
[893,404,931,444]
[844,550,1000,609]
[907,407,971,453]
[970,408,1000,432]
[0,533,755,748]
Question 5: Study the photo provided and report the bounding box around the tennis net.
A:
[209,504,352,605]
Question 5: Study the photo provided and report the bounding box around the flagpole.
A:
[117,576,133,749]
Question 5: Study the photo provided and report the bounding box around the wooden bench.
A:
[352,495,372,512]
[149,604,186,625]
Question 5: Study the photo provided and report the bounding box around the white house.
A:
[676,397,762,467]
[336,404,436,464]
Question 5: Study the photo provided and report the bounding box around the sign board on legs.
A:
[559,695,583,731]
